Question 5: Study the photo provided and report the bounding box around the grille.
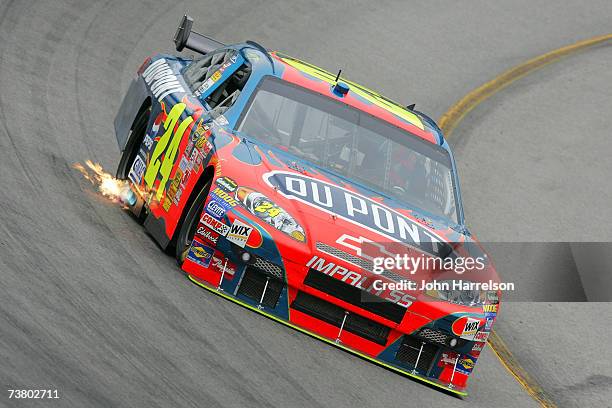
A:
[417,327,466,349]
[291,292,390,345]
[252,256,284,280]
[418,328,449,345]
[304,268,406,323]
[236,266,284,308]
[316,242,373,271]
[316,242,407,283]
[395,335,439,374]
[381,269,405,282]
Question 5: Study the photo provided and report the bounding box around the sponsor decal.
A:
[194,58,236,97]
[438,351,459,367]
[456,356,476,375]
[235,186,306,242]
[143,134,154,150]
[216,176,238,192]
[193,119,210,141]
[201,212,230,236]
[189,144,198,161]
[179,156,190,173]
[142,58,187,101]
[483,304,498,313]
[206,199,226,220]
[187,240,214,268]
[210,187,238,207]
[195,135,208,150]
[225,218,253,248]
[163,168,183,211]
[287,161,306,173]
[451,316,481,340]
[484,310,497,318]
[190,148,203,168]
[128,155,146,184]
[184,140,195,159]
[196,225,219,245]
[211,71,222,82]
[473,331,490,343]
[472,342,484,352]
[306,255,414,308]
[210,250,237,279]
[214,115,229,126]
[462,318,480,340]
[200,140,213,157]
[485,317,494,331]
[174,187,184,204]
[263,171,449,256]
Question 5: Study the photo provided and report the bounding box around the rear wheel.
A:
[116,106,150,180]
[175,179,212,265]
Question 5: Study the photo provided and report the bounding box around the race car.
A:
[113,15,500,396]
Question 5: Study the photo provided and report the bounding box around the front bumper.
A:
[183,255,484,396]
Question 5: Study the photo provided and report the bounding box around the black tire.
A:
[175,179,212,265]
[116,106,150,180]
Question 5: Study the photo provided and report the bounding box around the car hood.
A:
[212,128,474,265]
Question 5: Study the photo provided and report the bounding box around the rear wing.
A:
[173,14,225,55]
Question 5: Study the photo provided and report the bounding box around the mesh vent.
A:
[291,292,390,345]
[236,266,284,308]
[381,269,405,282]
[417,327,466,349]
[304,268,406,323]
[315,242,407,283]
[418,328,450,345]
[252,256,284,280]
[316,242,373,271]
[395,335,439,374]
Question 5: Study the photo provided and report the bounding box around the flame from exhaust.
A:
[73,160,133,204]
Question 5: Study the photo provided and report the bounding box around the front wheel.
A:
[175,179,212,265]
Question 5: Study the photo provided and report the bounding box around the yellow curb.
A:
[488,331,557,407]
[439,33,612,137]
[439,33,612,407]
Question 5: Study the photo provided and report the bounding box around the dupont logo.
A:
[263,171,450,256]
[206,200,226,219]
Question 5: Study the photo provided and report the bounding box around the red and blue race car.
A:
[113,15,500,396]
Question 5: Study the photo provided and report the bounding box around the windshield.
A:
[237,76,459,224]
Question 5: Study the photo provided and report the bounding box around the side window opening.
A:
[207,64,250,114]
[183,50,251,116]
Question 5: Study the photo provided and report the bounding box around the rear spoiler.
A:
[173,14,225,55]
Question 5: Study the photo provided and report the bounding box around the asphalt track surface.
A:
[1,1,611,407]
